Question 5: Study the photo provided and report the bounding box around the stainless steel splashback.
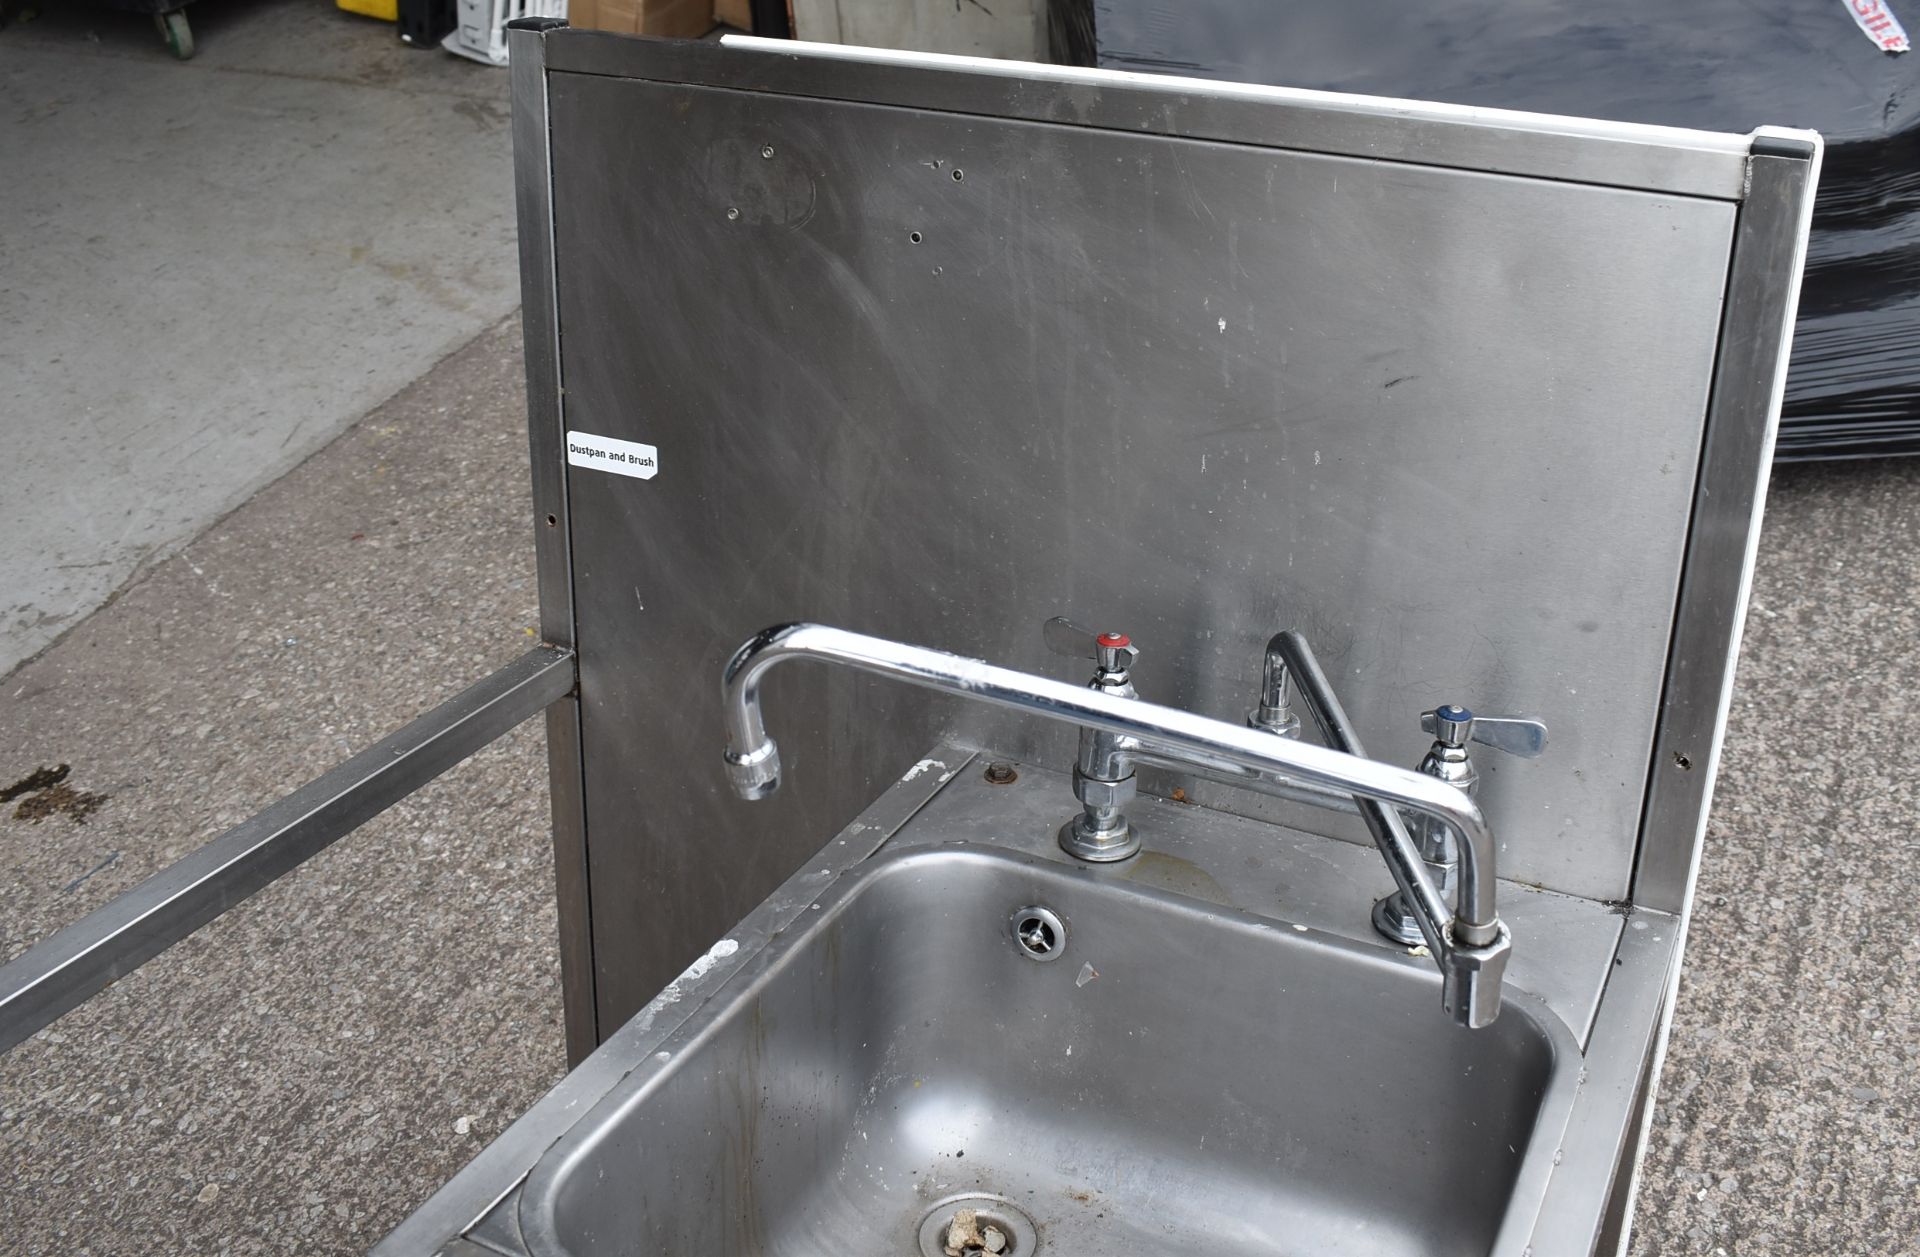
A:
[510,29,1816,1039]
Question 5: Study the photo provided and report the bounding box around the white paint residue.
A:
[1216,317,1227,333]
[655,937,740,1006]
[901,757,947,782]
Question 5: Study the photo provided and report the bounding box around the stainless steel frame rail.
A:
[0,645,577,1054]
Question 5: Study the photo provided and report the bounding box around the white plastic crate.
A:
[443,0,565,66]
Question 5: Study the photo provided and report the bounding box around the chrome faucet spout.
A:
[1249,634,1302,738]
[720,622,1512,1027]
[720,623,798,799]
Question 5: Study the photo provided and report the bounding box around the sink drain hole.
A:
[917,1194,1039,1257]
[1010,906,1067,962]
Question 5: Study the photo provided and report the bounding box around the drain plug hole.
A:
[944,1207,1011,1255]
[918,1195,1038,1257]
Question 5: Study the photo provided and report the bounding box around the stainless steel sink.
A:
[349,30,1809,1257]
[510,841,1579,1257]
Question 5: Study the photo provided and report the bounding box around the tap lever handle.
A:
[1042,616,1101,660]
[1042,617,1137,675]
[1420,706,1548,758]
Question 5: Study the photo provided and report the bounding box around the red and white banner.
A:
[1847,0,1911,53]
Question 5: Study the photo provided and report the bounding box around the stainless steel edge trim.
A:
[1523,912,1683,1255]
[0,646,577,1055]
[434,1240,514,1257]
[509,20,598,1064]
[723,35,1755,157]
[540,30,1763,200]
[1602,914,1706,1255]
[1632,138,1821,914]
[1619,122,1822,1225]
[1608,137,1819,1257]
[510,27,571,652]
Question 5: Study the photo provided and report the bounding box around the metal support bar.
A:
[0,646,577,1055]
[507,15,599,1065]
[1631,139,1819,913]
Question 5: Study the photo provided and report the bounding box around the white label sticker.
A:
[1846,0,1910,53]
[566,430,659,480]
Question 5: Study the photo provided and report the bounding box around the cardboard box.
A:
[713,0,751,30]
[569,0,712,37]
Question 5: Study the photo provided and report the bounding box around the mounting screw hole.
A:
[952,168,965,181]
[545,513,558,527]
[909,230,923,244]
[1673,751,1693,771]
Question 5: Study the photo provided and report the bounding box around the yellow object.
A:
[337,0,399,22]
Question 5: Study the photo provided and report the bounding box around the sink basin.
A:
[514,843,1579,1257]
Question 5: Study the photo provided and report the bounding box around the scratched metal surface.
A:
[543,70,1736,1022]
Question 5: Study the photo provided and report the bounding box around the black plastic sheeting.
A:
[1050,0,1920,461]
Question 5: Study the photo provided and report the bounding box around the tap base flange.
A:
[1058,816,1141,863]
[1371,891,1428,947]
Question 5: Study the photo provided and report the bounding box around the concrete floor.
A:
[0,317,562,1255]
[0,0,521,676]
[1628,457,1920,1254]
